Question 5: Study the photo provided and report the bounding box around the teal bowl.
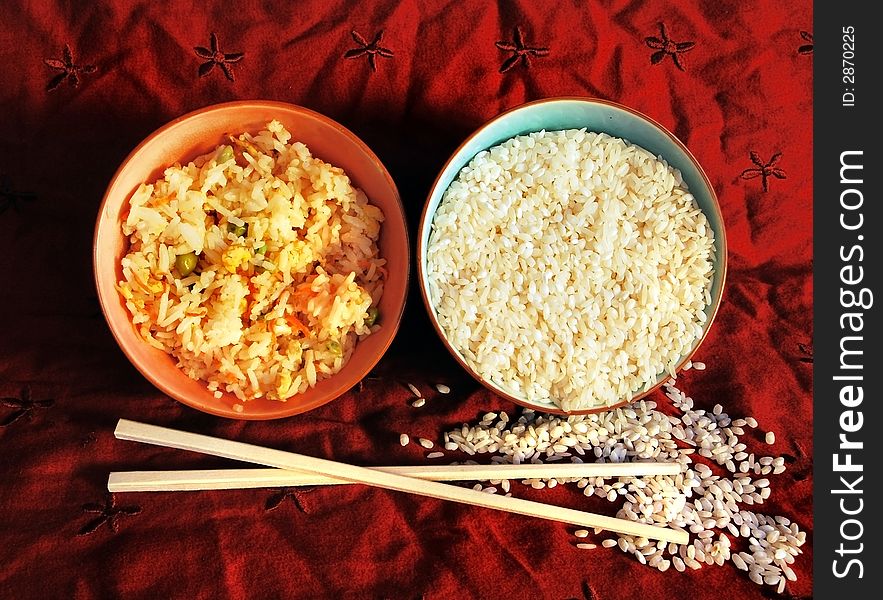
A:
[417,97,727,415]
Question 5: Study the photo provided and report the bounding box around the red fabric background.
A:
[0,1,812,598]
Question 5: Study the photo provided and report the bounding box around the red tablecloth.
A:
[0,1,812,598]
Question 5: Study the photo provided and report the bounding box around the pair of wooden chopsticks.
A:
[111,419,689,544]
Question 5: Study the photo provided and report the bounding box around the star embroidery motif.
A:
[1,387,54,427]
[0,176,36,215]
[44,44,96,92]
[740,151,787,192]
[798,31,813,55]
[645,23,695,71]
[194,33,245,82]
[344,30,393,72]
[77,494,141,535]
[797,342,813,364]
[495,26,549,73]
[80,431,98,447]
[265,487,314,513]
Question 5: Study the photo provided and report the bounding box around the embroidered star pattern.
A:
[1,387,54,427]
[798,31,813,55]
[265,487,315,513]
[77,494,141,535]
[194,33,244,82]
[344,30,393,71]
[80,431,98,447]
[44,44,96,92]
[495,26,549,73]
[797,342,813,364]
[740,151,787,192]
[0,176,36,215]
[645,23,695,71]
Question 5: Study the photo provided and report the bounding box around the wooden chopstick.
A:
[108,462,682,492]
[113,419,689,544]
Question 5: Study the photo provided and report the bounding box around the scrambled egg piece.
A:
[222,245,252,273]
[277,370,292,397]
[116,282,133,300]
[115,282,144,309]
[288,241,314,272]
[146,277,164,294]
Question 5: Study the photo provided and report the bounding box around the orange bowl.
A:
[94,101,409,419]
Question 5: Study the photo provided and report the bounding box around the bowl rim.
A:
[416,96,728,415]
[93,99,409,419]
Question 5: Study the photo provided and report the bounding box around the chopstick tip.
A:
[113,418,129,438]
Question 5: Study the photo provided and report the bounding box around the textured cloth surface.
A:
[0,1,812,598]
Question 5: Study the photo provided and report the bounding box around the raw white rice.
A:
[118,121,386,404]
[426,129,715,410]
[434,361,804,592]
